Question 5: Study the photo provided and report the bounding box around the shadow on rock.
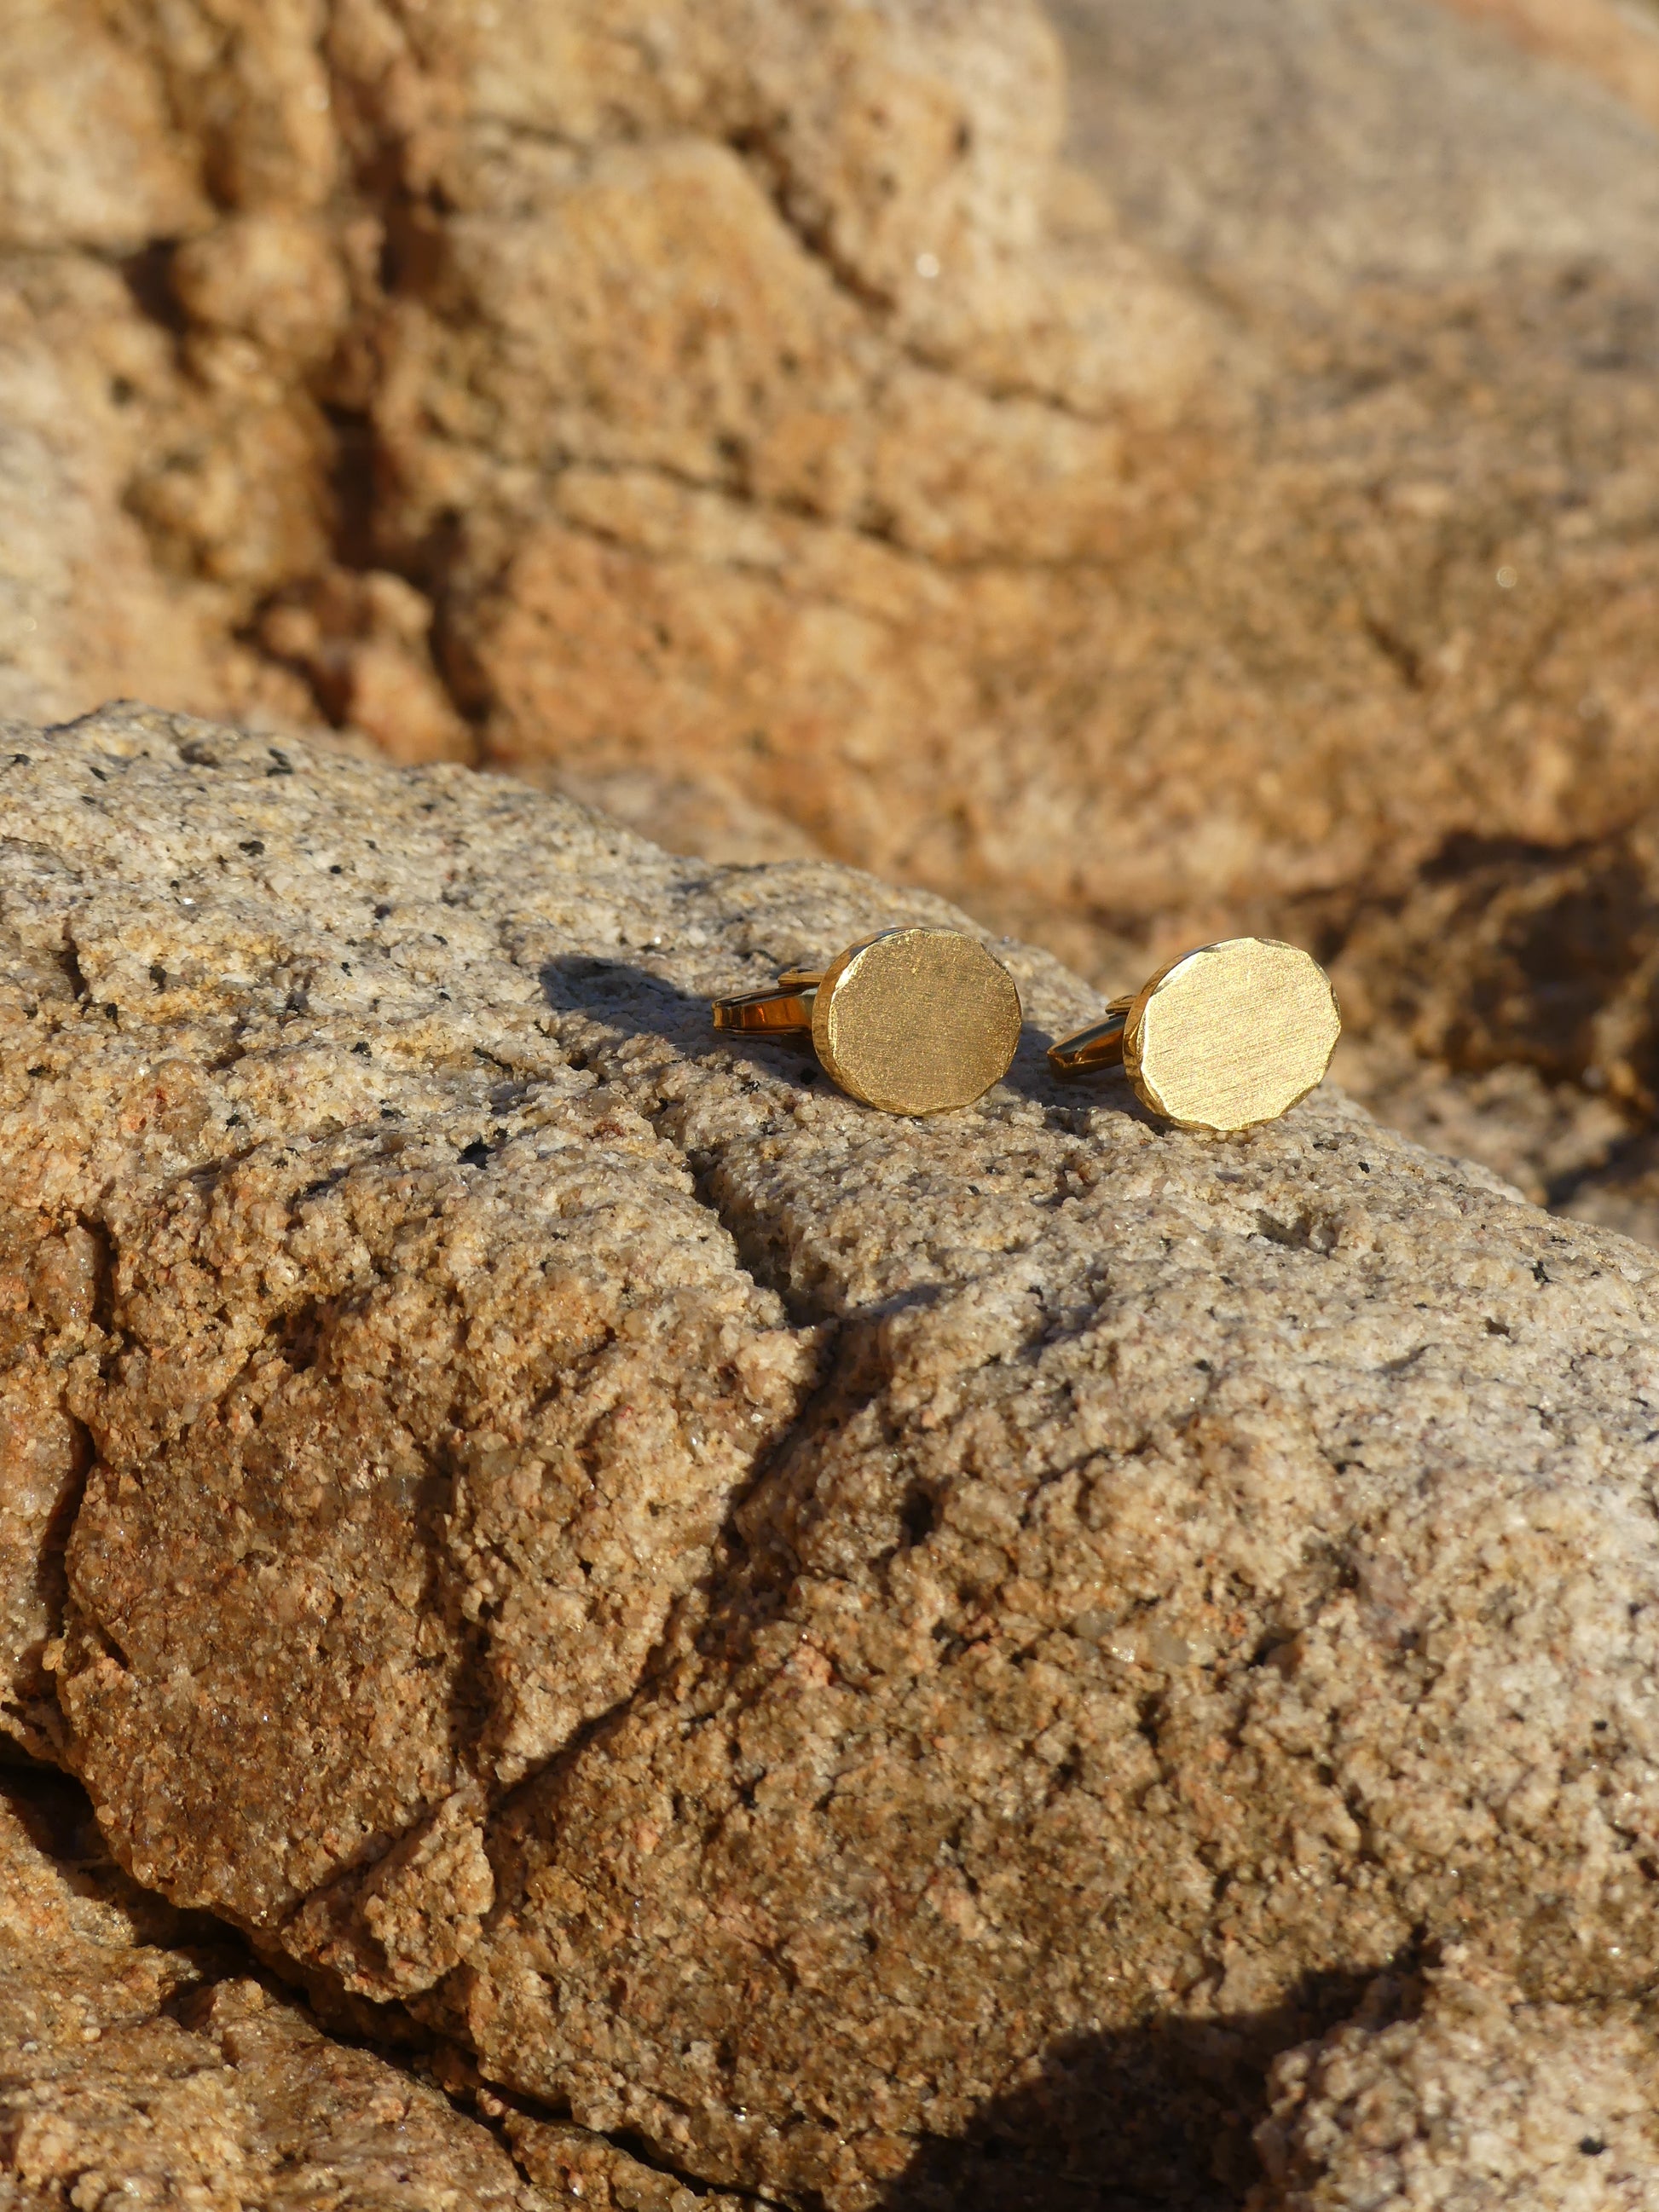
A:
[539,953,711,1043]
[1001,1024,1164,1128]
[541,955,1163,1129]
[887,1967,1409,2212]
[540,953,827,1089]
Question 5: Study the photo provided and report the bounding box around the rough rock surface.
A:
[1249,1962,1659,2210]
[9,0,1659,1244]
[1323,823,1659,1212]
[0,0,1211,793]
[1049,0,1659,1235]
[6,706,1659,2208]
[0,1764,544,2209]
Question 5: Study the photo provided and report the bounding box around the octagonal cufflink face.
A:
[1049,938,1341,1133]
[714,927,1023,1117]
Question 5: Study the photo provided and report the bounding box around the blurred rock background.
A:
[4,0,1659,1229]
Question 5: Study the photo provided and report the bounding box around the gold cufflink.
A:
[1048,937,1341,1132]
[712,926,1023,1116]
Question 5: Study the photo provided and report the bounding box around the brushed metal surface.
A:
[1126,938,1341,1132]
[814,929,1023,1117]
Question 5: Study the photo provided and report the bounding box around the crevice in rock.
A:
[721,121,1136,428]
[450,2059,796,2210]
[115,239,189,346]
[725,123,897,319]
[5,1751,811,2201]
[465,1317,847,1827]
[0,1210,118,1758]
[56,937,92,1004]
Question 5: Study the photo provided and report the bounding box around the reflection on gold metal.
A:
[1048,938,1341,1133]
[713,927,1023,1116]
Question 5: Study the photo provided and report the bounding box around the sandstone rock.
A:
[0,254,298,735]
[373,0,1659,996]
[259,569,474,767]
[0,1764,543,2209]
[0,0,207,257]
[0,0,1213,789]
[1045,0,1659,1213]
[0,710,817,1982]
[8,706,1659,2208]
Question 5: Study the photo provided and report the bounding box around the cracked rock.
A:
[5,706,1659,2207]
[0,1764,542,2209]
[505,2115,749,2212]
[0,711,816,1997]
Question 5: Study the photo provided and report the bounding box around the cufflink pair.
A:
[712,928,1340,1131]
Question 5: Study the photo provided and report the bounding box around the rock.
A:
[0,255,297,735]
[7,706,1659,2207]
[1054,0,1659,298]
[1436,0,1659,138]
[1321,820,1659,1233]
[0,0,1213,793]
[0,1764,543,2208]
[9,0,1659,1236]
[1249,1961,1659,2209]
[0,710,817,1965]
[1553,1135,1659,1256]
[0,1209,102,1762]
[1040,0,1659,1223]
[1331,826,1659,1112]
[506,2114,749,2212]
[258,569,474,767]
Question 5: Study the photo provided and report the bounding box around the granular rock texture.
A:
[0,1213,101,1762]
[0,709,815,1997]
[1321,823,1659,1214]
[0,1765,545,2209]
[10,0,1659,1239]
[1250,1963,1659,2209]
[61,1080,814,1993]
[6,707,1659,2208]
[503,2114,749,2212]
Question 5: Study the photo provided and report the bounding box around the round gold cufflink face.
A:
[713,927,1022,1116]
[1049,938,1341,1133]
